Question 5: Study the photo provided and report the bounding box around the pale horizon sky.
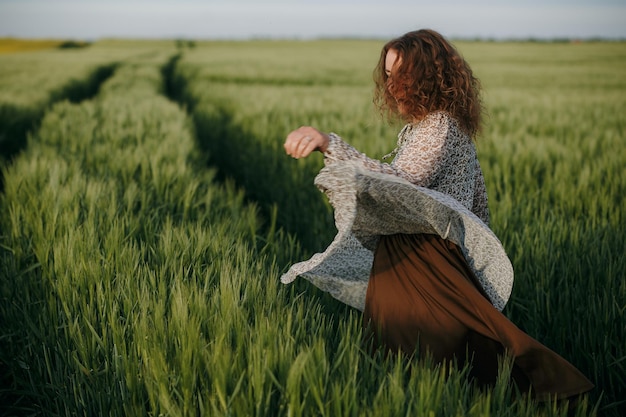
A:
[1,0,625,41]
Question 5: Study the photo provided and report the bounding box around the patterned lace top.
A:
[323,111,490,225]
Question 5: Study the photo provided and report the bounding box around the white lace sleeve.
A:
[323,112,451,188]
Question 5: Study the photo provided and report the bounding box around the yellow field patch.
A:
[0,38,64,54]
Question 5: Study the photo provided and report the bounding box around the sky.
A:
[0,0,625,41]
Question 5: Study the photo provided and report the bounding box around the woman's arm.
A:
[284,112,452,189]
[323,112,451,188]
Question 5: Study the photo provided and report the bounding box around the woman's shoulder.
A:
[410,111,466,139]
[419,110,458,127]
[429,112,477,145]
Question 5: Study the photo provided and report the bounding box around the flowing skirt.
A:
[363,233,594,402]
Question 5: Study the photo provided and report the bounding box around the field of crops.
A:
[0,38,624,416]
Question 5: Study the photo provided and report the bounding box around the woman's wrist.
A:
[318,133,330,153]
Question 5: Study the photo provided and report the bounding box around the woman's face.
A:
[385,48,400,79]
[384,48,406,114]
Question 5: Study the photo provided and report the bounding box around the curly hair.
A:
[373,29,483,138]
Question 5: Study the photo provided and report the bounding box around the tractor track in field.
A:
[0,61,119,416]
[0,63,118,192]
[160,53,335,254]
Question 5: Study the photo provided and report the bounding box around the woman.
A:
[283,29,593,402]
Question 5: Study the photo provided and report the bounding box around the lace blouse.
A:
[323,111,490,225]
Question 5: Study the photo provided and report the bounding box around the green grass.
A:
[0,41,177,171]
[0,39,624,416]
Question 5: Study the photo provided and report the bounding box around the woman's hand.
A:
[284,126,330,159]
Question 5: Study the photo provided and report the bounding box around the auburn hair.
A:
[373,29,483,138]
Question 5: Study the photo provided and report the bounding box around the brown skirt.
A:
[363,233,594,402]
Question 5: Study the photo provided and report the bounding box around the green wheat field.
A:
[0,38,624,417]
